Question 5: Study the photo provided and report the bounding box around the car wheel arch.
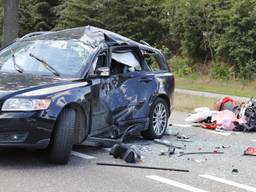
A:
[157,94,171,115]
[149,94,170,116]
[52,102,90,145]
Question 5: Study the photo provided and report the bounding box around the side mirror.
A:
[95,67,110,77]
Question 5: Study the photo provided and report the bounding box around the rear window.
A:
[142,50,169,72]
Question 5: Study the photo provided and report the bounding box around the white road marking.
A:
[71,151,96,160]
[146,175,208,192]
[251,139,256,142]
[207,131,232,136]
[199,174,256,192]
[172,123,193,128]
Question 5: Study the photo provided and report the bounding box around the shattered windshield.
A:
[0,39,93,77]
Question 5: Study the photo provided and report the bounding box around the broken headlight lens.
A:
[2,98,51,112]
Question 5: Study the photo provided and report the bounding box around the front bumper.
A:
[0,111,55,149]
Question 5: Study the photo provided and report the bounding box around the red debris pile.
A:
[185,97,256,132]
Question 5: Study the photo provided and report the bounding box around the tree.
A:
[19,0,61,36]
[2,0,19,47]
[55,0,103,30]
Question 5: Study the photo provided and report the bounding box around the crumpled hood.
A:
[0,72,65,98]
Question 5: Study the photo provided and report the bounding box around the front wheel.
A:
[141,98,169,139]
[48,108,76,164]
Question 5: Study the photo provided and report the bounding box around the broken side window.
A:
[144,52,161,71]
[92,50,108,73]
[110,50,142,75]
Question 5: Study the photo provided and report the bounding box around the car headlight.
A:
[2,98,51,112]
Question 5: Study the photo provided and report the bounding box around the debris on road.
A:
[235,98,256,132]
[109,144,141,163]
[187,158,208,163]
[215,145,231,150]
[232,168,239,174]
[178,151,224,157]
[159,147,176,157]
[184,97,256,132]
[96,162,189,172]
[185,107,212,123]
[165,127,179,136]
[154,139,185,149]
[214,97,238,111]
[176,133,192,142]
[136,145,152,152]
[244,146,256,156]
[176,133,190,140]
[177,138,192,142]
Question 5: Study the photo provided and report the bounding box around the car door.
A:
[90,46,157,138]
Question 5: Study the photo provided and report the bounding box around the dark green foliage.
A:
[55,0,169,45]
[0,0,255,79]
[19,0,61,36]
[166,0,256,79]
[55,0,103,30]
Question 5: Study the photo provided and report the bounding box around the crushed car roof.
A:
[27,26,153,50]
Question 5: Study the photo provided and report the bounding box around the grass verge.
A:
[174,92,216,112]
[175,76,256,97]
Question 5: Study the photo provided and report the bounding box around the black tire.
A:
[141,98,169,139]
[48,108,76,164]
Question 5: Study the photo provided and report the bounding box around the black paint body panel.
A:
[0,27,175,149]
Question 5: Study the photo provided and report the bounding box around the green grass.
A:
[175,75,256,97]
[174,93,216,112]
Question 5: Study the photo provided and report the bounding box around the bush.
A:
[159,45,172,60]
[169,56,193,76]
[239,59,256,80]
[208,62,233,80]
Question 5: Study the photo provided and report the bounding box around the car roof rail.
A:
[19,31,54,40]
[139,40,151,46]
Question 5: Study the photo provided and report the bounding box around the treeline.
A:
[0,0,255,79]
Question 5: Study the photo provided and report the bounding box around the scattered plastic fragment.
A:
[109,144,141,163]
[159,147,176,157]
[232,168,239,174]
[244,146,256,156]
[177,134,190,140]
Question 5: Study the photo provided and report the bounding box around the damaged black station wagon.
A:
[0,26,174,164]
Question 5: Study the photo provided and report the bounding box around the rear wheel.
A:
[48,108,76,164]
[141,98,169,139]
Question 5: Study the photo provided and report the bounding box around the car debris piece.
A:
[110,144,141,163]
[188,158,208,163]
[159,147,176,157]
[177,138,192,142]
[176,133,192,142]
[154,139,185,149]
[232,168,239,174]
[235,98,256,132]
[176,133,190,140]
[178,151,224,157]
[215,145,231,150]
[96,163,189,172]
[244,146,256,156]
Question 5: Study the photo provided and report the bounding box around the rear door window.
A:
[142,50,168,72]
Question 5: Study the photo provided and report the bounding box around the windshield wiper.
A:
[11,49,24,73]
[29,53,60,77]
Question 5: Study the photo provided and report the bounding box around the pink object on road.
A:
[212,110,245,131]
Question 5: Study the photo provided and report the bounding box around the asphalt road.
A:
[0,112,255,192]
